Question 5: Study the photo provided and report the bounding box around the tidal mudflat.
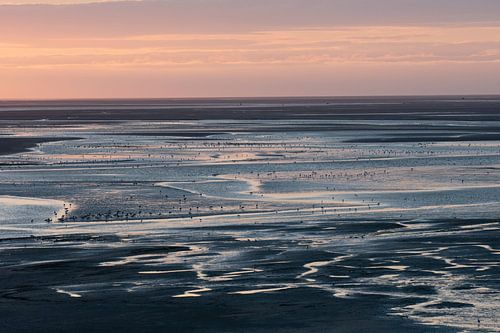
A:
[0,97,499,332]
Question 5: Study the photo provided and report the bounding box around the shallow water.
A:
[0,100,499,332]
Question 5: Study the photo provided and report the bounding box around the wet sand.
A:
[0,137,81,156]
[0,97,498,332]
[347,133,500,143]
[1,96,500,121]
[1,217,477,333]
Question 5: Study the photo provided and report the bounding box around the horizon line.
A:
[2,93,500,103]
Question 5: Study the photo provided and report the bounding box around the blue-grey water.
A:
[0,97,498,332]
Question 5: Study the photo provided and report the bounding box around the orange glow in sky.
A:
[1,0,499,98]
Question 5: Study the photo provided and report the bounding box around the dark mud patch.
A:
[346,133,500,143]
[0,137,81,156]
[425,301,474,309]
[106,132,227,137]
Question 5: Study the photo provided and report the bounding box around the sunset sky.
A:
[1,0,499,99]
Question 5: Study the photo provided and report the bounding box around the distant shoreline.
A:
[1,94,500,104]
[0,96,499,121]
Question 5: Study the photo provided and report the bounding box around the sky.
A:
[1,0,499,99]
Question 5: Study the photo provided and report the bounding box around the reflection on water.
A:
[0,195,71,227]
[0,118,499,332]
[173,287,212,298]
[55,288,83,299]
[229,285,296,295]
[138,269,194,275]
